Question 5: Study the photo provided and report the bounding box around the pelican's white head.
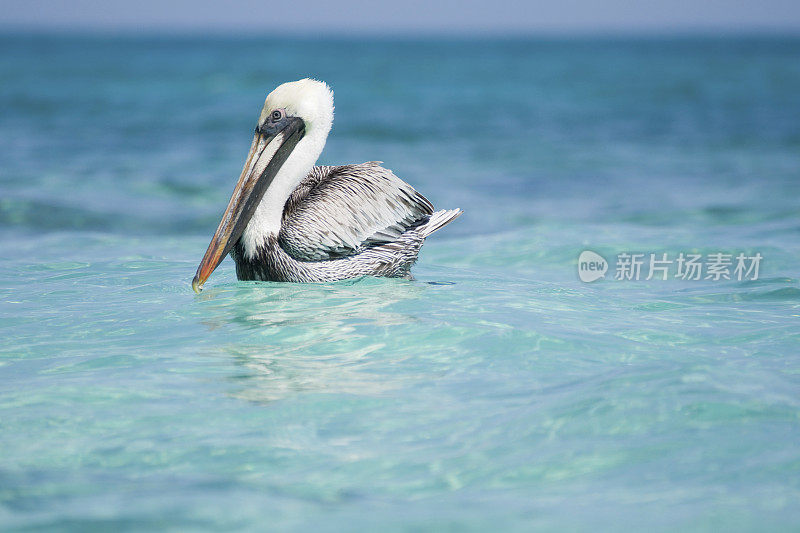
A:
[192,79,336,291]
[259,78,334,140]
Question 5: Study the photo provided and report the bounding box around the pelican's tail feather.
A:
[420,209,462,238]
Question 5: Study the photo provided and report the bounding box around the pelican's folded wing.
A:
[279,162,434,261]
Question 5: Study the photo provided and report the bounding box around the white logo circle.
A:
[578,251,607,282]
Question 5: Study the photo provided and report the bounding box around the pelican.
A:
[192,79,461,292]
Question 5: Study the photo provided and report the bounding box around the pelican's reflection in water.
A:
[196,277,430,403]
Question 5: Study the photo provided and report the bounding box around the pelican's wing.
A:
[279,162,434,261]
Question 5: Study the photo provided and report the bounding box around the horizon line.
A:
[2,24,800,40]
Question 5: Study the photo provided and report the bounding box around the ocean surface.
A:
[1,34,799,531]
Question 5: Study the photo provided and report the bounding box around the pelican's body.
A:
[192,79,461,291]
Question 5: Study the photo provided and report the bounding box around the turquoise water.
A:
[1,35,799,530]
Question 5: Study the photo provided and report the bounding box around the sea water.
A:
[1,35,799,530]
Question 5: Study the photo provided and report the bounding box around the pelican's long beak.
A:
[192,117,305,293]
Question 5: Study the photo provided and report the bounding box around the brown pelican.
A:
[192,79,461,292]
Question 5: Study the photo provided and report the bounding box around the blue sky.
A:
[2,0,800,34]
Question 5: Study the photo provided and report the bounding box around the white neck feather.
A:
[240,124,328,259]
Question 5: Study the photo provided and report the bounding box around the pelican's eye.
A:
[271,109,283,121]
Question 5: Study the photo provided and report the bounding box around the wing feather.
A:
[279,162,433,261]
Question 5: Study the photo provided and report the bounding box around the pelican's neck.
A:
[240,124,328,259]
